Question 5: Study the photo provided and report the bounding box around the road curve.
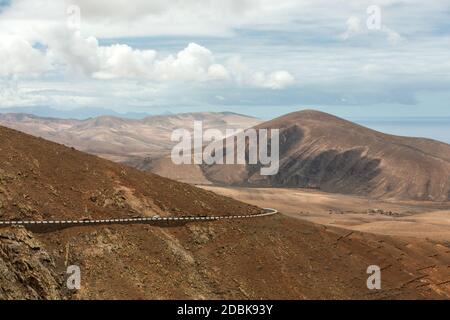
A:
[0,208,278,226]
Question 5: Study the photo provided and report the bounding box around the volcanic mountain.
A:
[200,110,450,201]
[0,125,449,299]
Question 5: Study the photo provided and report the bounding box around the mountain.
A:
[191,110,450,201]
[1,125,448,299]
[0,106,150,119]
[0,112,261,163]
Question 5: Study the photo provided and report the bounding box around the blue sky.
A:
[0,0,449,120]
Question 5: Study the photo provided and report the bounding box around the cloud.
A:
[250,70,295,90]
[267,71,295,90]
[0,0,449,112]
[152,43,224,82]
[226,56,295,90]
[0,35,50,76]
[0,1,293,87]
[1,0,448,40]
[2,25,295,88]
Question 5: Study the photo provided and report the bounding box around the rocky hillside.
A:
[0,228,65,299]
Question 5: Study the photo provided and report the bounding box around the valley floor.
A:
[201,186,450,242]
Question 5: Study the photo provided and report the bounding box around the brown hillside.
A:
[0,125,449,299]
[0,125,262,221]
[202,110,450,201]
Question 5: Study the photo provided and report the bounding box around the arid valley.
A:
[203,186,450,241]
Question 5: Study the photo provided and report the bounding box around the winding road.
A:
[0,208,278,226]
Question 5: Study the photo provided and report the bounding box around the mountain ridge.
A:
[0,111,261,162]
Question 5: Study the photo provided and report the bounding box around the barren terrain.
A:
[202,186,450,241]
[1,125,449,299]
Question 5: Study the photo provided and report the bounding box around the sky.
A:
[0,0,449,119]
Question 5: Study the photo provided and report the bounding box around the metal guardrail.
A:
[0,208,278,226]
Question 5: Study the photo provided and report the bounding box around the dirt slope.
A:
[0,125,261,222]
[0,125,449,299]
[202,110,450,201]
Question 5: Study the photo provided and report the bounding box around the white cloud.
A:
[0,0,449,110]
[0,22,295,88]
[208,64,230,81]
[0,0,294,88]
[250,70,296,90]
[225,56,295,90]
[263,71,296,90]
[0,36,50,76]
[1,0,448,40]
[0,0,440,39]
[152,43,219,82]
[64,33,293,87]
[94,44,157,80]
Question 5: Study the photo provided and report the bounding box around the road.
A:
[0,208,278,226]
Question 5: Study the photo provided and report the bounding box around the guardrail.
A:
[0,208,278,226]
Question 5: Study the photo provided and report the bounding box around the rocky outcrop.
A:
[0,227,65,300]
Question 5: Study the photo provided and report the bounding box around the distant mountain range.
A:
[0,111,260,163]
[0,106,152,119]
